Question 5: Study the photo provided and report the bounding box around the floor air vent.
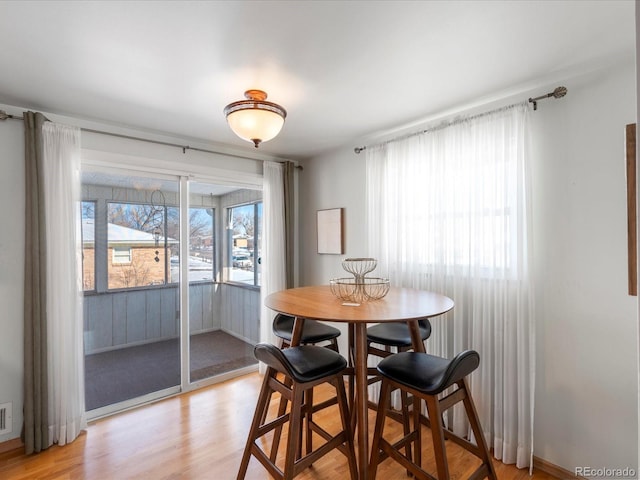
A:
[0,403,12,435]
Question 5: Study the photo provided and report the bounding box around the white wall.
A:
[299,151,367,285]
[297,148,367,354]
[0,118,25,443]
[531,59,637,472]
[299,58,638,473]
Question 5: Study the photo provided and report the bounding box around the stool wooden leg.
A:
[333,376,359,480]
[270,376,293,461]
[284,383,305,480]
[400,389,413,468]
[368,379,392,478]
[459,379,498,480]
[305,388,313,456]
[424,394,449,480]
[260,337,286,427]
[237,369,276,480]
[413,394,422,472]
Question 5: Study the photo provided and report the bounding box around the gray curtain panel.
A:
[283,161,294,289]
[22,111,50,454]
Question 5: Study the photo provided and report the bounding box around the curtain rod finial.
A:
[0,110,9,120]
[354,146,366,154]
[553,86,568,98]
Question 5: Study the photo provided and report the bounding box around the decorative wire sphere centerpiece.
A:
[330,258,390,303]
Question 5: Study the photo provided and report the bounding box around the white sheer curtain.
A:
[260,162,287,370]
[42,122,87,446]
[366,103,534,469]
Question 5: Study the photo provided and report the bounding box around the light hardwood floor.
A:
[0,372,556,479]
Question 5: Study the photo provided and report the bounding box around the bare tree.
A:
[109,203,212,242]
[108,203,159,233]
[116,257,151,288]
[232,211,254,237]
[82,201,95,219]
[190,208,212,238]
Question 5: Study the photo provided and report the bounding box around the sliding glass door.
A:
[82,170,182,415]
[188,181,257,384]
[81,169,261,417]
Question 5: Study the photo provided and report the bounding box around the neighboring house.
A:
[232,233,251,250]
[82,219,178,290]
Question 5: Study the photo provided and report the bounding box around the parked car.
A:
[233,251,253,269]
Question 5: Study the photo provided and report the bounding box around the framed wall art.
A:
[317,208,344,254]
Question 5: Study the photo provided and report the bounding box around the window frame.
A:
[80,200,97,292]
[186,206,217,285]
[226,201,262,288]
[111,246,132,265]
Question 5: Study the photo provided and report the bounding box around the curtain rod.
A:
[0,109,302,167]
[353,86,568,154]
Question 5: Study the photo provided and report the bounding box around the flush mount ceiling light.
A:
[223,89,287,148]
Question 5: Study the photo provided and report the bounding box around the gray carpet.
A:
[85,331,256,411]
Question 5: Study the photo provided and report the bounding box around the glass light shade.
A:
[226,108,285,147]
[224,90,287,148]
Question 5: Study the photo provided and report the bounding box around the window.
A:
[81,201,96,291]
[366,112,523,279]
[103,202,216,289]
[228,202,262,286]
[187,207,215,282]
[80,171,222,292]
[112,247,132,264]
[107,201,175,289]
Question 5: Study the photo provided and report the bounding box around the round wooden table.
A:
[264,285,454,480]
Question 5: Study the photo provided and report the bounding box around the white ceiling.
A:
[0,0,635,160]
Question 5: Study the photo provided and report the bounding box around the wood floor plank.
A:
[0,373,557,479]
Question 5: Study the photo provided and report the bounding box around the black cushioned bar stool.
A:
[366,319,432,356]
[368,350,497,480]
[237,343,358,480]
[274,313,341,351]
[361,319,432,466]
[365,319,433,395]
[267,313,342,439]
